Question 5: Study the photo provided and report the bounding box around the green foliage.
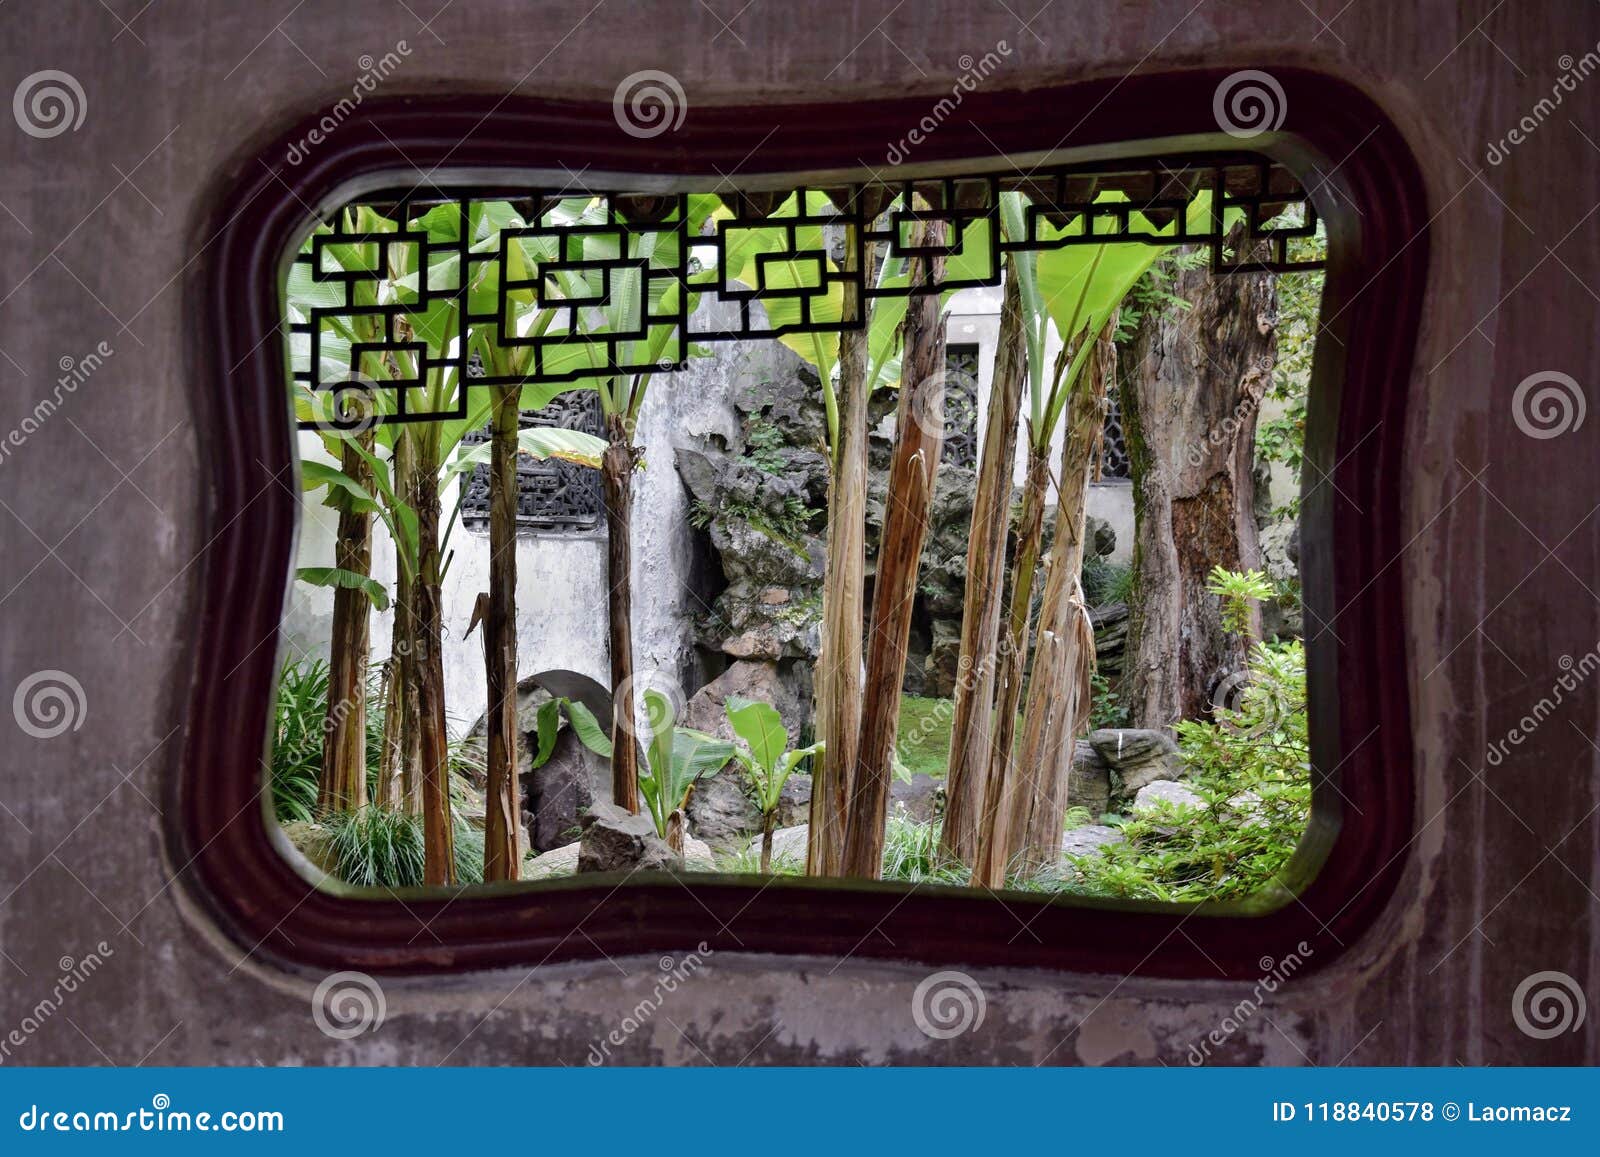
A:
[295,566,390,611]
[1114,248,1209,340]
[725,697,822,836]
[1206,565,1274,635]
[895,695,954,779]
[1258,211,1326,515]
[1069,638,1310,903]
[324,807,486,888]
[637,689,736,840]
[270,658,330,824]
[1081,555,1135,607]
[529,696,614,770]
[690,492,813,550]
[1088,671,1129,731]
[879,813,967,885]
[269,656,482,824]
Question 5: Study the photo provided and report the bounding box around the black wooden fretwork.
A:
[289,155,1322,433]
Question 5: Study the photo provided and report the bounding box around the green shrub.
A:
[1070,638,1309,902]
[270,658,330,824]
[880,811,966,885]
[324,807,486,889]
[270,656,484,824]
[1081,555,1135,607]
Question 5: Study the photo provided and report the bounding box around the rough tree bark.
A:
[373,656,402,809]
[1013,320,1116,872]
[840,218,948,879]
[939,271,1027,868]
[601,409,641,813]
[318,431,374,815]
[970,442,1051,887]
[410,431,456,885]
[1121,245,1277,728]
[808,215,880,877]
[483,385,523,881]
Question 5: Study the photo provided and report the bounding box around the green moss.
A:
[896,695,954,779]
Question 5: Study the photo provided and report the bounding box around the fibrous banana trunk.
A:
[809,213,879,877]
[483,385,522,881]
[601,411,640,813]
[939,270,1026,867]
[319,430,374,815]
[410,430,456,885]
[1012,319,1117,873]
[840,218,948,880]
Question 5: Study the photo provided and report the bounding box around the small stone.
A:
[1061,824,1126,858]
[760,587,791,605]
[1132,780,1205,813]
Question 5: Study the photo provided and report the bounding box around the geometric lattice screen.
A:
[286,156,1322,433]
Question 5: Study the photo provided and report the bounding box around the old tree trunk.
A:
[840,218,949,879]
[1121,248,1277,728]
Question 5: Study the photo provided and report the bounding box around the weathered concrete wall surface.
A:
[1,0,1597,1066]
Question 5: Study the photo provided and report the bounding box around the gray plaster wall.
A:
[1,0,1597,1067]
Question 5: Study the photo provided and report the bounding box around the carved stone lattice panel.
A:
[941,343,981,470]
[1098,385,1131,480]
[458,391,606,533]
[288,157,1321,433]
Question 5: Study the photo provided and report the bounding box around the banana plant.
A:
[724,696,823,872]
[637,688,735,851]
[966,189,1218,886]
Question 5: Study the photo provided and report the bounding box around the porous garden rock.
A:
[577,803,681,874]
[889,774,944,824]
[1067,740,1111,817]
[1089,727,1187,801]
[686,765,812,845]
[524,840,581,880]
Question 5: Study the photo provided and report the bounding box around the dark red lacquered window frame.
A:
[177,67,1425,979]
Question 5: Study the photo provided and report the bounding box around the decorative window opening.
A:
[182,74,1427,978]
